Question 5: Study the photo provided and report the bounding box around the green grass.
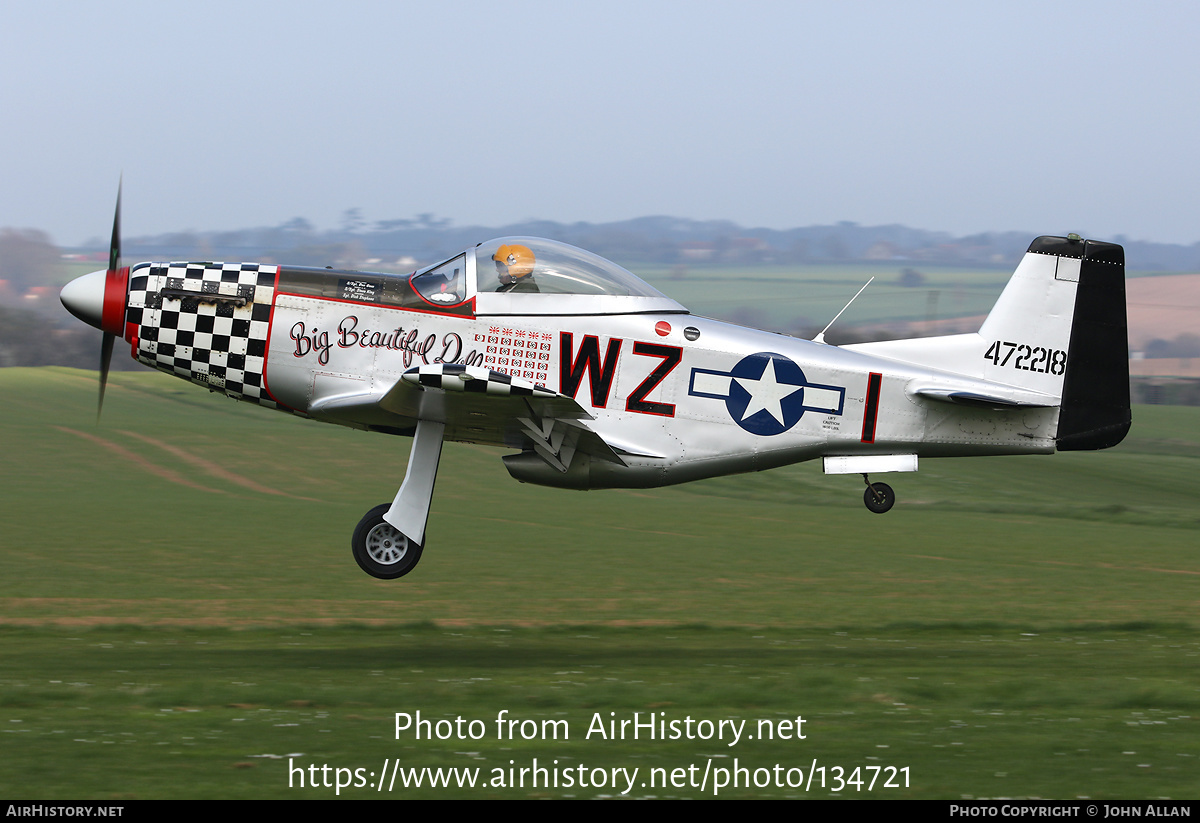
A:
[1,367,1198,798]
[1,624,1196,799]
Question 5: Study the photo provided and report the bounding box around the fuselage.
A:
[112,251,1058,491]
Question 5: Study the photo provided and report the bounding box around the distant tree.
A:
[280,217,314,235]
[340,208,365,234]
[0,228,60,294]
[0,304,99,367]
[416,213,451,230]
[162,231,199,249]
[1145,333,1200,358]
[821,234,849,260]
[375,218,415,232]
[280,242,365,268]
[898,267,926,287]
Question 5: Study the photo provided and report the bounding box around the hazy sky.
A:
[3,1,1198,245]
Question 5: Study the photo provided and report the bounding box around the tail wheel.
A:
[352,504,424,579]
[863,482,895,514]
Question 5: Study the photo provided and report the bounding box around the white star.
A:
[735,357,803,424]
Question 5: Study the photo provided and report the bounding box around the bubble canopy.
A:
[467,237,687,316]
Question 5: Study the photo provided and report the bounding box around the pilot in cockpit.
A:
[492,244,539,293]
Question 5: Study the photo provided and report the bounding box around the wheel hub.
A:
[365,522,409,565]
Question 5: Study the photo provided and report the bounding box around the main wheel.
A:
[863,482,895,514]
[351,504,424,579]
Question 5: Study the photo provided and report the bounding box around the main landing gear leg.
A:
[351,419,445,579]
[862,473,896,514]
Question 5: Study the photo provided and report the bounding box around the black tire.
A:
[351,504,424,579]
[863,482,895,514]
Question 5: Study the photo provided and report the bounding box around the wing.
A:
[307,363,627,470]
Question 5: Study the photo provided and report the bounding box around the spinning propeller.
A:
[98,184,121,418]
[60,181,127,420]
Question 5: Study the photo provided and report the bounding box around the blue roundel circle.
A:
[725,352,810,436]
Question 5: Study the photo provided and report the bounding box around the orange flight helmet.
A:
[493,244,536,284]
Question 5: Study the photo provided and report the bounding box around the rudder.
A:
[1041,237,1130,450]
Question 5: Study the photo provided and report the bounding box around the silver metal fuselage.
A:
[257,291,1057,489]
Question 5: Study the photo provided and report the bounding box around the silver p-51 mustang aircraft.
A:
[61,197,1130,579]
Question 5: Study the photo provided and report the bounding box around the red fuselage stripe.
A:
[861,372,882,443]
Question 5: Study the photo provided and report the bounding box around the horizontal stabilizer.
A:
[913,387,1057,410]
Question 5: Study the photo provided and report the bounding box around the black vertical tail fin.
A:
[1044,237,1130,450]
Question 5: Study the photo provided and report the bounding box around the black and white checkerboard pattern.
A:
[126,262,290,411]
[402,363,559,397]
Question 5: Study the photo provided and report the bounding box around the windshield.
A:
[409,254,467,307]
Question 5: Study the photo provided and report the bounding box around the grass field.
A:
[1,367,1197,799]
